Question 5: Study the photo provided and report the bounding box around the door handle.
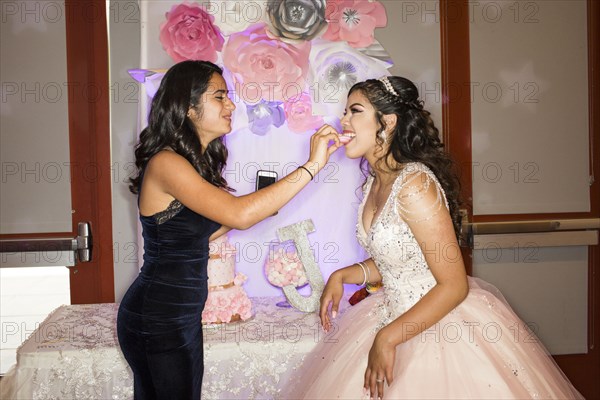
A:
[0,221,93,267]
[75,221,93,263]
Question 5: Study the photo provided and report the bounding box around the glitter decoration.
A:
[276,219,325,312]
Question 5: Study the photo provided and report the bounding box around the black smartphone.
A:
[256,170,278,191]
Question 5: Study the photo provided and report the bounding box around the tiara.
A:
[378,76,399,97]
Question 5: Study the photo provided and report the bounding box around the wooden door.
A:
[0,0,114,304]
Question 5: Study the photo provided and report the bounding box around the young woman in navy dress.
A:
[117,60,341,400]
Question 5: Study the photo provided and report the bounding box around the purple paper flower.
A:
[246,100,285,135]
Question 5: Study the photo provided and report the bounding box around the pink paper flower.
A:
[159,2,225,63]
[222,23,311,103]
[284,92,324,133]
[323,0,387,48]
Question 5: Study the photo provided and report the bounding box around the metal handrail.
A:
[0,238,77,253]
[464,218,600,235]
[0,222,93,267]
[460,218,600,249]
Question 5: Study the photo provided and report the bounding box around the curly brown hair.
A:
[349,77,462,237]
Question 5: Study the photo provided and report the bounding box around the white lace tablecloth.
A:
[0,297,343,400]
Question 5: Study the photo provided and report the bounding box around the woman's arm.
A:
[140,125,341,230]
[319,258,381,332]
[330,258,382,286]
[208,225,232,241]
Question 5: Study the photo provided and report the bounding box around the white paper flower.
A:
[309,39,391,117]
[210,0,266,35]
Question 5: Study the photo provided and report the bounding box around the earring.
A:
[378,129,387,144]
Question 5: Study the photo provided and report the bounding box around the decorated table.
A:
[0,297,345,400]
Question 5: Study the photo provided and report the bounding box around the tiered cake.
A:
[202,234,253,324]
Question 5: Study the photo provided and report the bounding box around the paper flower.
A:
[309,39,391,117]
[284,92,324,133]
[213,0,266,35]
[246,100,285,135]
[265,247,308,287]
[128,69,166,98]
[222,23,311,103]
[323,0,387,48]
[159,2,225,62]
[266,0,328,41]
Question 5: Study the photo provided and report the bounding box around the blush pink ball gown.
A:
[281,163,583,400]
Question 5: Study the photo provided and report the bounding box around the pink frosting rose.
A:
[323,0,387,48]
[238,302,252,320]
[284,92,324,133]
[159,2,225,63]
[216,295,230,308]
[202,309,217,323]
[233,272,248,286]
[222,23,311,103]
[217,310,233,323]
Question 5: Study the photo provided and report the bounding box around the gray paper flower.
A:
[266,0,327,41]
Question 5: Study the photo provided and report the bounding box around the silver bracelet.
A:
[357,262,368,286]
[357,261,370,286]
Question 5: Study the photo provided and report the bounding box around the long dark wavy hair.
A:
[349,77,462,237]
[129,60,231,194]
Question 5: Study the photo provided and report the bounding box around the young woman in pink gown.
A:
[280,76,583,400]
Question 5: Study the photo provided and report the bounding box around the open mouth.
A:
[339,132,355,144]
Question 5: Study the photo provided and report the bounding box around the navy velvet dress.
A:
[117,197,220,400]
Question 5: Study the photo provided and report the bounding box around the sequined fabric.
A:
[357,163,443,330]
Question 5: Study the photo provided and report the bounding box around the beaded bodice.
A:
[357,162,449,329]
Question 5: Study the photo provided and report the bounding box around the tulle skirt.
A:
[280,277,583,400]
